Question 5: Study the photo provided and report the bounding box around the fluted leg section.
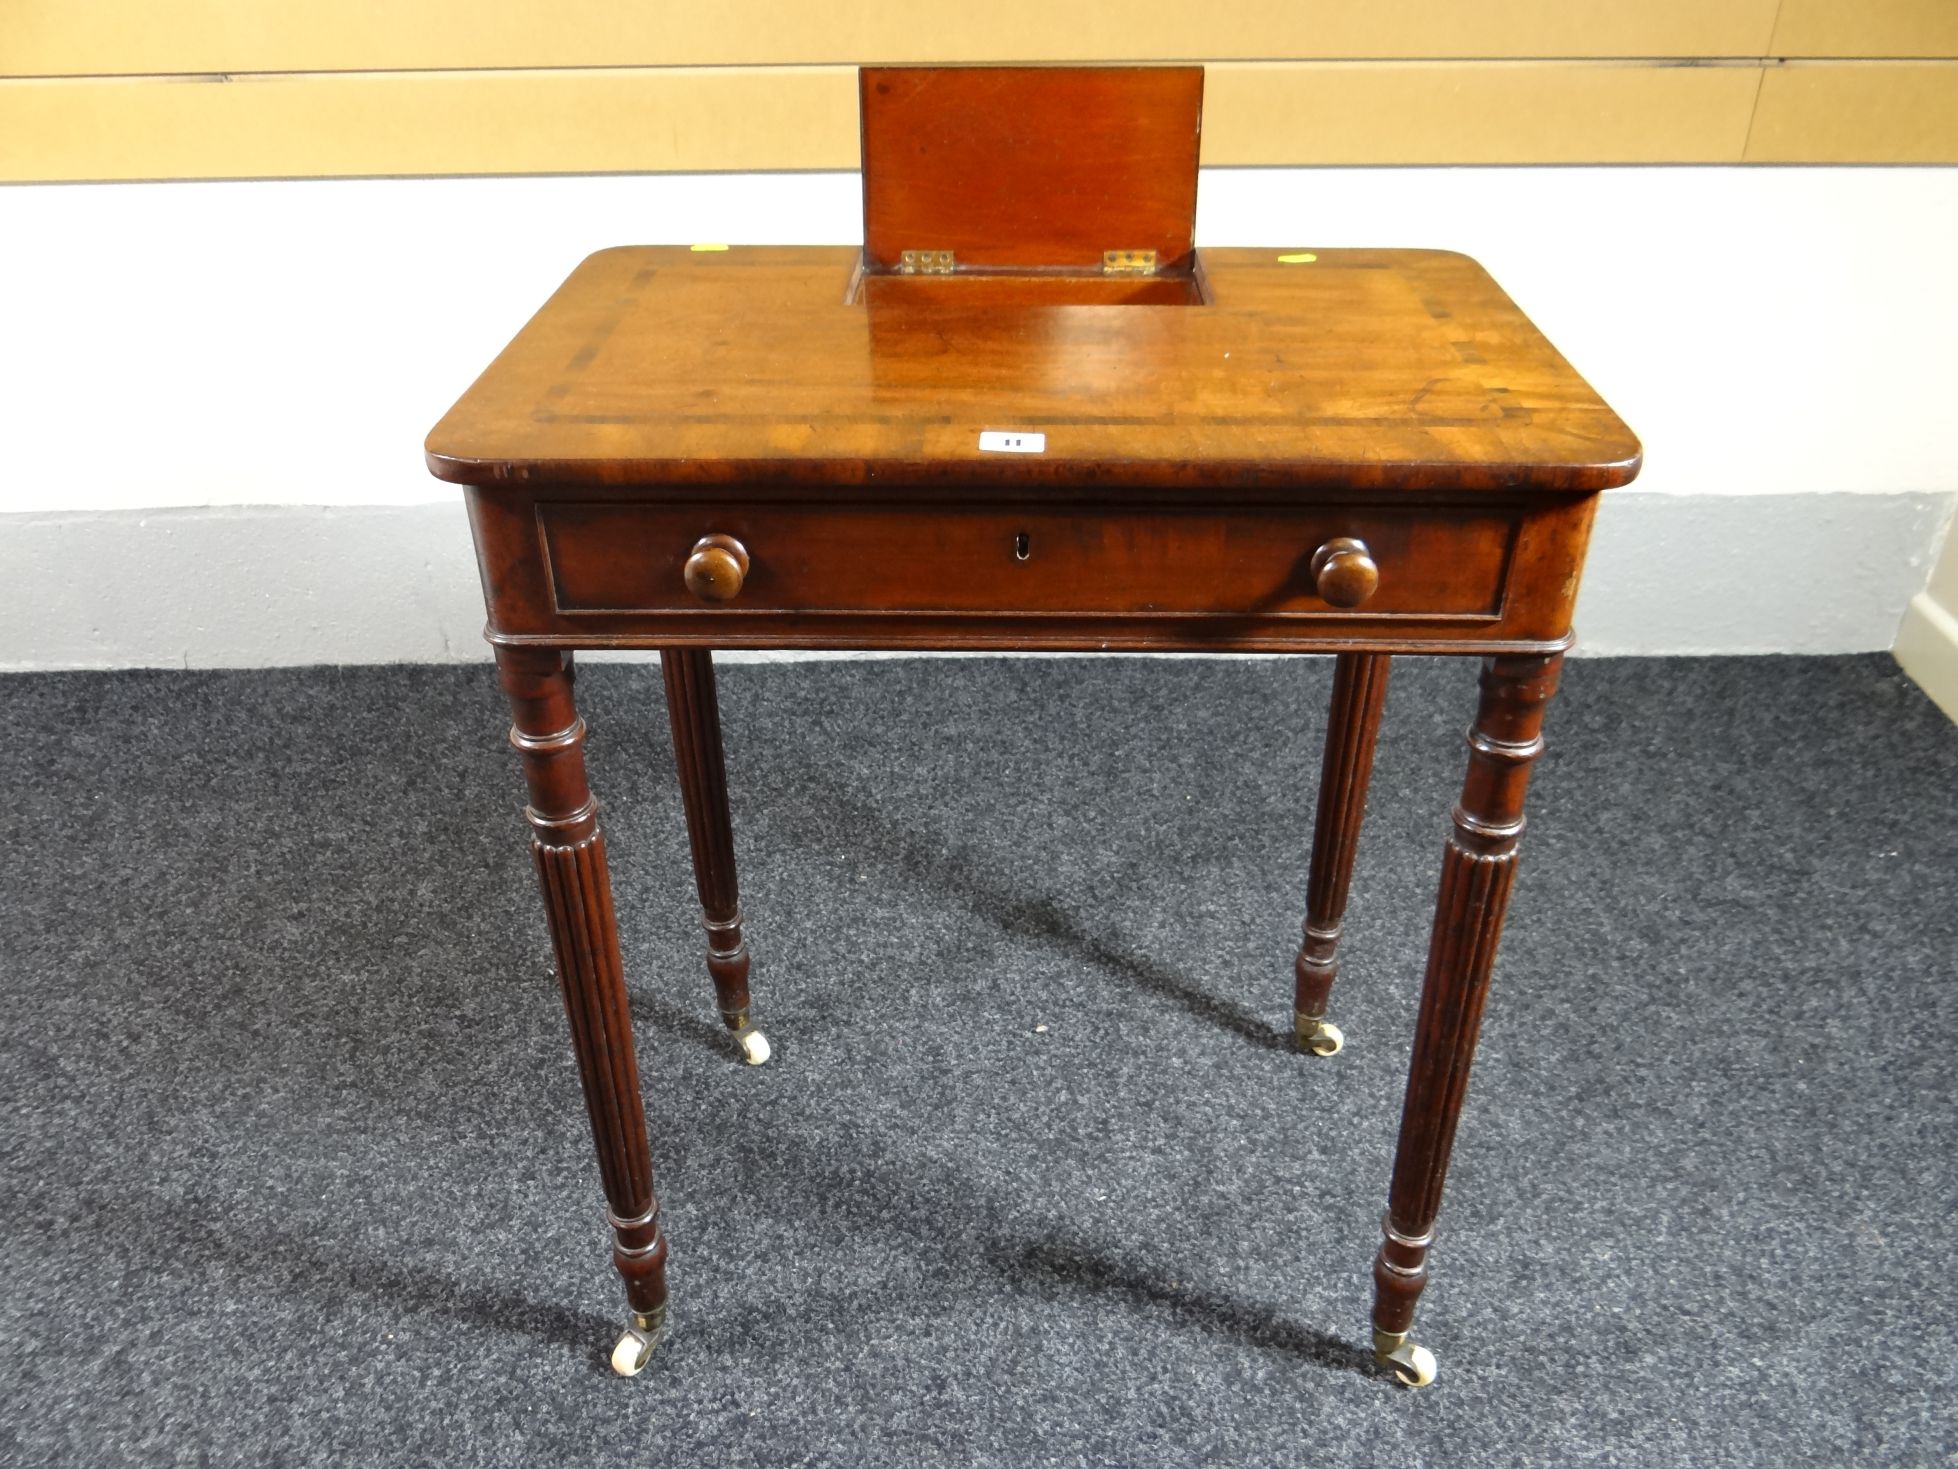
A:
[1294,653,1391,1055]
[1370,652,1563,1387]
[497,648,670,1368]
[660,648,769,1066]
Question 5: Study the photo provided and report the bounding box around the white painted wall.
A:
[2,168,1954,667]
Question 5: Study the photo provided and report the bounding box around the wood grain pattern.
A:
[498,647,668,1317]
[542,503,1516,618]
[463,485,1593,654]
[1294,653,1392,1026]
[443,239,1620,654]
[1372,652,1560,1339]
[860,67,1201,274]
[427,246,1640,494]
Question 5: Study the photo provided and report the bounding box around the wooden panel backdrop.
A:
[3,1,1953,179]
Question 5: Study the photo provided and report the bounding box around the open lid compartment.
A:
[859,65,1204,297]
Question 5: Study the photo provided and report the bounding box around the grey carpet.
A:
[1,654,1953,1467]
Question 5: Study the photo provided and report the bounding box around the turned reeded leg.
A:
[1294,653,1391,1057]
[1371,652,1563,1388]
[497,648,671,1376]
[660,648,769,1066]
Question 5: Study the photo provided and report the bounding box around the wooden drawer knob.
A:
[683,534,750,601]
[1311,537,1379,608]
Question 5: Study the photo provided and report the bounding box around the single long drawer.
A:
[537,502,1520,623]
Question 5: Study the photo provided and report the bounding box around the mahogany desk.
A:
[425,68,1639,1389]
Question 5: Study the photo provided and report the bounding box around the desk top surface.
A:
[426,246,1640,496]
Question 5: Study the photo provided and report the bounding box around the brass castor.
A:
[610,1306,668,1378]
[732,1023,771,1066]
[1372,1327,1437,1388]
[1294,1011,1345,1057]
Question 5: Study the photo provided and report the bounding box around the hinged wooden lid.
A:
[860,66,1203,275]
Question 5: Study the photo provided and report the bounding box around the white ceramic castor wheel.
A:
[610,1307,667,1378]
[1373,1329,1437,1388]
[1384,1341,1437,1388]
[1298,1016,1345,1057]
[611,1328,653,1378]
[735,1025,771,1066]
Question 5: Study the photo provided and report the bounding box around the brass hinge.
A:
[1101,249,1157,275]
[899,249,956,275]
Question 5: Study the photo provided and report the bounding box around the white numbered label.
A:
[978,430,1046,454]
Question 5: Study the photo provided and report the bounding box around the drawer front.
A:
[537,502,1519,623]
